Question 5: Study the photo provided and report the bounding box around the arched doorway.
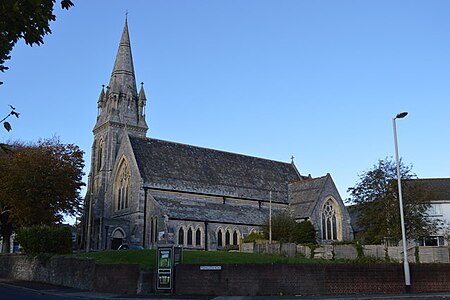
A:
[111,228,126,249]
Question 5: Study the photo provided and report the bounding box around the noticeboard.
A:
[156,246,173,290]
[156,245,183,292]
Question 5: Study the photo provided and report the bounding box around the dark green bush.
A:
[295,221,317,244]
[17,225,72,254]
[263,213,317,244]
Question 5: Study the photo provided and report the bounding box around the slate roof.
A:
[153,195,283,225]
[414,178,450,200]
[129,137,301,202]
[288,175,328,219]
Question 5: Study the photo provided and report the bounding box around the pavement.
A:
[1,278,450,300]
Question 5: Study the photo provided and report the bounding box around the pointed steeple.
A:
[109,19,137,96]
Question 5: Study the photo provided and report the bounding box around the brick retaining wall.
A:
[1,255,450,296]
[174,263,450,296]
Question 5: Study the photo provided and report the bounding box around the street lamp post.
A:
[392,111,410,292]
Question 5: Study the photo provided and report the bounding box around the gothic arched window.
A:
[195,228,201,246]
[178,227,184,245]
[217,229,223,247]
[187,227,193,245]
[225,230,231,245]
[115,159,130,211]
[233,230,239,245]
[321,199,339,240]
[96,139,104,172]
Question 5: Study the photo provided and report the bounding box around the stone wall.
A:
[243,242,450,263]
[0,255,143,294]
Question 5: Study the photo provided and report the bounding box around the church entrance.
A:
[111,228,126,249]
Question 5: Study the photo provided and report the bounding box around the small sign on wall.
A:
[200,265,222,271]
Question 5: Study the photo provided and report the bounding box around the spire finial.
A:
[291,155,295,163]
[125,10,128,21]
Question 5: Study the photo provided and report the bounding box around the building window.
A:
[233,230,238,245]
[225,230,231,245]
[427,204,443,217]
[195,228,201,246]
[217,229,223,247]
[178,227,184,245]
[187,228,193,245]
[115,159,130,211]
[321,199,338,240]
[96,139,103,172]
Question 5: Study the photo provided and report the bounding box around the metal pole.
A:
[393,116,411,291]
[269,191,272,244]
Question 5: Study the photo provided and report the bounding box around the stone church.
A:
[82,20,353,250]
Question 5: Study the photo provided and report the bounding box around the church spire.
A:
[109,19,137,96]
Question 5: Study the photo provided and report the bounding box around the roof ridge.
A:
[288,174,328,185]
[131,136,295,167]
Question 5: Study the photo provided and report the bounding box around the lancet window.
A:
[116,159,131,211]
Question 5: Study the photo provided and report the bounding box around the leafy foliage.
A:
[1,104,20,132]
[17,225,72,254]
[295,220,317,244]
[263,212,317,244]
[0,137,84,252]
[0,0,74,72]
[243,231,265,243]
[348,158,436,244]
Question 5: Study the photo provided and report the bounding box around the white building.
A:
[416,178,450,246]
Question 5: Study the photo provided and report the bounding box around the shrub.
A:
[17,225,72,254]
[243,231,265,243]
[295,221,317,244]
[263,212,317,244]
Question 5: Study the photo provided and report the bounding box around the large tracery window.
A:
[116,159,131,211]
[321,199,338,240]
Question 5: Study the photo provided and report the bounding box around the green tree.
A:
[263,212,317,244]
[0,137,84,253]
[348,158,435,244]
[0,0,74,72]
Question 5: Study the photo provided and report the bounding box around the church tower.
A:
[84,19,148,250]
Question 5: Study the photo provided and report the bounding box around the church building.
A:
[82,20,353,250]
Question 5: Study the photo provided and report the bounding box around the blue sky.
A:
[1,1,449,208]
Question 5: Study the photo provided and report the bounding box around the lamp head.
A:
[396,112,408,119]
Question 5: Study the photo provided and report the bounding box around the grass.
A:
[75,249,328,270]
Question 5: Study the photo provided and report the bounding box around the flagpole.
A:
[269,191,272,244]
